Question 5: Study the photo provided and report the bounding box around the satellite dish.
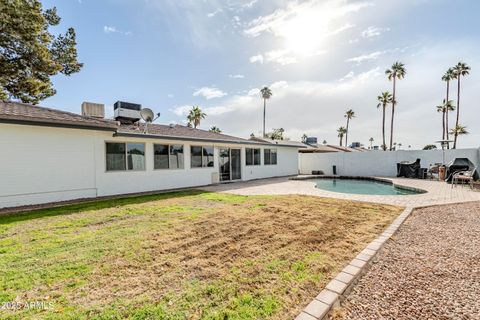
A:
[140,108,155,122]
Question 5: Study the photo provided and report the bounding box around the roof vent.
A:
[81,102,105,118]
[114,101,141,123]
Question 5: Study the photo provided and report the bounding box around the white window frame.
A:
[105,142,146,172]
[153,144,185,170]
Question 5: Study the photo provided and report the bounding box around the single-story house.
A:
[0,101,302,209]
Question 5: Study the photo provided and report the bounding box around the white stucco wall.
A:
[0,124,99,208]
[0,123,299,208]
[299,149,480,176]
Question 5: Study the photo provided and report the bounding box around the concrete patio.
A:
[201,176,480,207]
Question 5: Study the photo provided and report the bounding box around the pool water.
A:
[314,179,423,195]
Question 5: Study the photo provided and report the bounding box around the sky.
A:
[40,0,480,149]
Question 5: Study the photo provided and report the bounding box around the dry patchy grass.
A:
[0,191,403,319]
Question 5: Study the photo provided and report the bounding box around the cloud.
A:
[244,0,372,38]
[249,54,264,64]
[346,51,386,64]
[207,8,222,18]
[167,94,174,98]
[229,74,245,79]
[361,26,390,38]
[103,26,117,33]
[103,25,132,36]
[193,87,228,99]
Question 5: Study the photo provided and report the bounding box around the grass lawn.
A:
[0,191,403,320]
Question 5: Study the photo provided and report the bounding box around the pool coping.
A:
[294,206,414,320]
[290,175,428,195]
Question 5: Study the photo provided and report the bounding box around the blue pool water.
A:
[314,179,423,195]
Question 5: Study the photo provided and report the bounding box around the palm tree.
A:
[449,125,468,147]
[377,91,393,151]
[369,137,374,149]
[385,62,406,150]
[442,68,455,148]
[344,109,355,147]
[436,99,455,147]
[209,126,221,133]
[398,142,402,150]
[452,62,470,149]
[260,87,272,137]
[187,106,206,129]
[337,127,347,146]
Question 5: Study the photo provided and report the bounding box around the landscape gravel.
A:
[337,201,480,320]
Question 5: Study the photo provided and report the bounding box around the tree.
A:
[449,125,468,147]
[385,62,406,150]
[209,126,221,133]
[265,128,285,140]
[369,137,374,149]
[452,62,470,149]
[260,87,272,137]
[0,1,83,104]
[337,127,347,146]
[322,140,327,145]
[377,91,393,151]
[344,109,355,147]
[436,99,455,147]
[441,68,456,148]
[398,142,402,149]
[187,106,206,129]
[423,144,437,150]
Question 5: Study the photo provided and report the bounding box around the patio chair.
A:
[451,167,477,189]
[427,163,441,181]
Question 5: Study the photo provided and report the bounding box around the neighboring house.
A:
[0,101,301,209]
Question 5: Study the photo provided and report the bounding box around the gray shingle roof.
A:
[0,101,118,130]
[117,123,258,144]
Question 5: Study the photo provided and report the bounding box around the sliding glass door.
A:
[219,148,241,182]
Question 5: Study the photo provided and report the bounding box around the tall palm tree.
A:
[385,62,406,150]
[344,109,355,147]
[369,137,374,149]
[337,127,347,146]
[209,126,221,133]
[187,106,206,129]
[260,87,272,137]
[452,62,470,149]
[436,99,455,147]
[449,125,468,145]
[377,91,393,151]
[442,68,455,148]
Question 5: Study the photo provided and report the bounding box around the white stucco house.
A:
[0,101,302,209]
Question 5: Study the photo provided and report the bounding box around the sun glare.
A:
[281,11,328,56]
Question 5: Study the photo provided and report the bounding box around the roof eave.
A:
[0,118,118,132]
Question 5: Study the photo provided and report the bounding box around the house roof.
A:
[249,137,308,148]
[0,101,118,131]
[0,101,301,147]
[116,123,261,145]
[299,144,342,153]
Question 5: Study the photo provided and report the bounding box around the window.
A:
[264,148,277,165]
[106,142,145,171]
[246,148,261,166]
[191,146,214,168]
[154,144,184,169]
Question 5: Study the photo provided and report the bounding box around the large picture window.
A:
[106,142,145,171]
[191,146,214,168]
[246,148,261,166]
[154,144,184,169]
[264,148,277,165]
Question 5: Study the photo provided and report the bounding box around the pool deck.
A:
[200,176,480,207]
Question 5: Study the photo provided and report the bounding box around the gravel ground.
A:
[336,202,480,320]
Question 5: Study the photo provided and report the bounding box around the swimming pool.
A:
[314,178,425,195]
